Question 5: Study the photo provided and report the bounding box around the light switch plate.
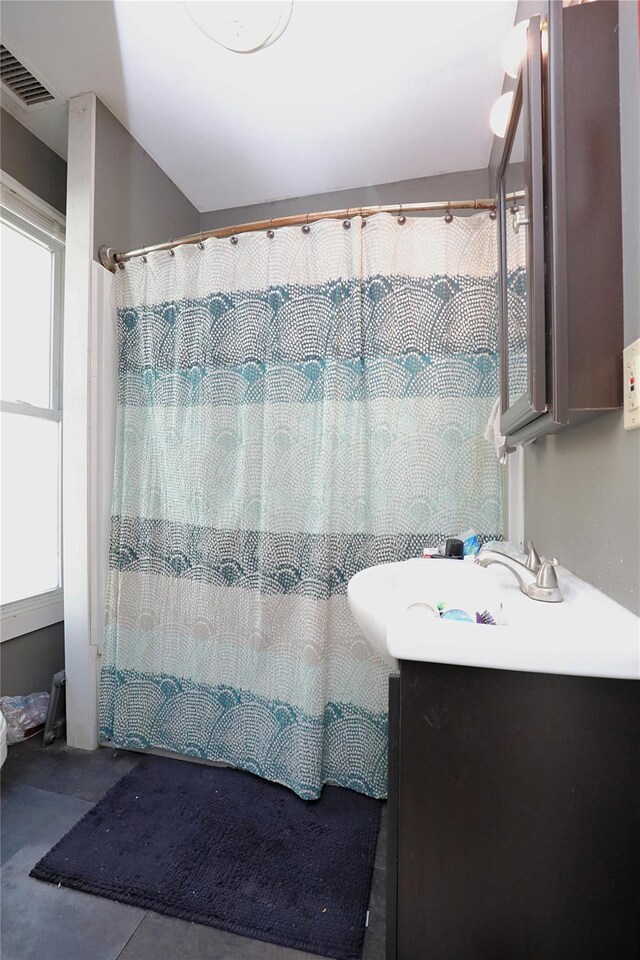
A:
[623,337,640,430]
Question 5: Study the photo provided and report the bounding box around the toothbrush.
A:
[475,610,496,625]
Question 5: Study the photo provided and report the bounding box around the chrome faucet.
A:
[475,541,563,603]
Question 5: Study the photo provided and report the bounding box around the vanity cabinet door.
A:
[497,16,547,437]
[391,660,640,960]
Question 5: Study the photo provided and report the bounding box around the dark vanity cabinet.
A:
[497,1,623,445]
[386,664,640,960]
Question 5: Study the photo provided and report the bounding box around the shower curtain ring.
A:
[343,208,351,229]
[302,213,310,234]
[168,240,175,256]
[198,233,205,250]
[444,204,453,224]
[267,218,275,239]
[397,204,406,226]
[230,226,238,245]
[141,247,147,263]
[360,206,367,227]
[489,206,497,221]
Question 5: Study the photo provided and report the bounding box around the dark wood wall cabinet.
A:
[386,664,640,960]
[497,1,623,445]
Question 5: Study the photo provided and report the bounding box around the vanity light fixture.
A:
[501,19,530,79]
[489,91,514,139]
[184,1,293,54]
[490,18,532,138]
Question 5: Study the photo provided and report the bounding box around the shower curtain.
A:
[100,212,502,800]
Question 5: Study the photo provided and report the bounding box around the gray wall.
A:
[523,0,640,613]
[199,167,490,232]
[0,107,66,214]
[0,623,65,697]
[93,98,200,261]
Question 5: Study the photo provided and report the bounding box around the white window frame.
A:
[1,172,65,641]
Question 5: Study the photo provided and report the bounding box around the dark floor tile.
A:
[362,866,386,960]
[0,845,146,960]
[374,805,387,873]
[116,911,323,960]
[1,737,142,802]
[0,780,92,865]
[365,804,387,960]
[1,746,386,960]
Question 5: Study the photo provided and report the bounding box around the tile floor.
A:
[1,737,386,960]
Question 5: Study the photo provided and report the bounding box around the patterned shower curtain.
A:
[99,212,502,800]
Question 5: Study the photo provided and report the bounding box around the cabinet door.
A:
[497,16,546,436]
[395,661,640,960]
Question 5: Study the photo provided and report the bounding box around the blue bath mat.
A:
[30,755,381,959]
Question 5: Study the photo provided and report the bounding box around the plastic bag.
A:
[0,692,50,744]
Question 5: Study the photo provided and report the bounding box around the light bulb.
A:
[490,91,515,138]
[184,1,293,54]
[501,19,529,79]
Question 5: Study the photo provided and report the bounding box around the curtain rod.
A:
[98,196,515,273]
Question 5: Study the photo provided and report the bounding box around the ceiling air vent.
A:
[0,45,55,107]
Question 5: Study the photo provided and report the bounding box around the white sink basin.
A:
[348,557,504,665]
[347,552,640,680]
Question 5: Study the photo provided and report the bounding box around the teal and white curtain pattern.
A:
[505,211,528,403]
[99,213,502,800]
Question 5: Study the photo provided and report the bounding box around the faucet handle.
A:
[528,557,563,602]
[536,557,559,589]
[525,541,542,573]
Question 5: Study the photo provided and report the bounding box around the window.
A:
[1,174,65,640]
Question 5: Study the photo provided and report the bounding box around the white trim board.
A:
[0,169,65,240]
[62,92,99,750]
[1,589,63,642]
[506,445,525,549]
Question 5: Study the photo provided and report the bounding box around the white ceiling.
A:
[1,1,516,213]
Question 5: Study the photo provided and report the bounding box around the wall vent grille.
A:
[0,45,55,107]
